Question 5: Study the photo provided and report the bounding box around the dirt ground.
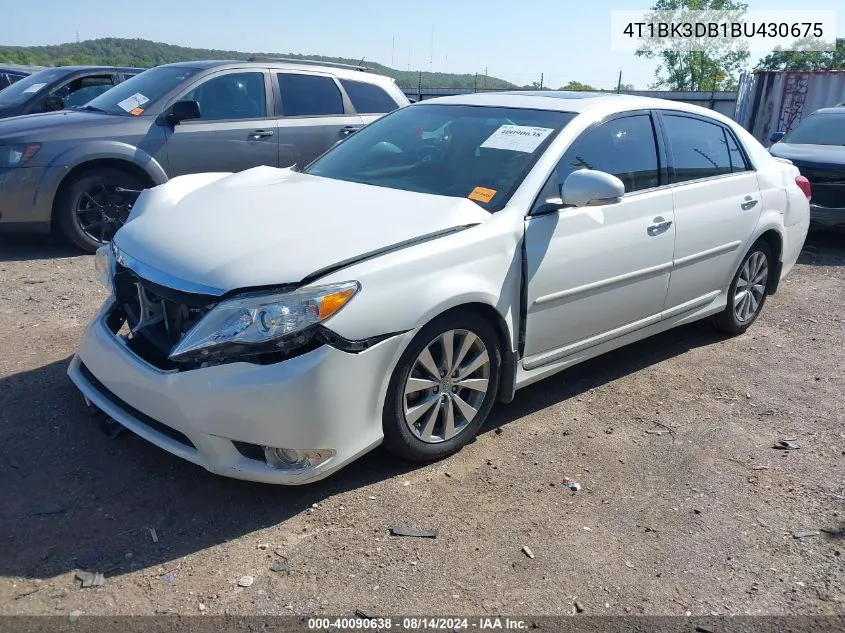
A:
[0,230,842,618]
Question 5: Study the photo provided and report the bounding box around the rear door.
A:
[273,71,364,167]
[656,111,763,313]
[164,69,278,176]
[339,77,404,127]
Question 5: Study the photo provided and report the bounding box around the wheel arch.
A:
[408,301,518,405]
[50,158,160,225]
[754,228,784,295]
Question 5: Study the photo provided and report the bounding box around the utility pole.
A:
[484,67,488,89]
[540,73,544,90]
[76,30,80,43]
[418,70,422,102]
[429,26,434,73]
[474,73,478,93]
[616,68,622,93]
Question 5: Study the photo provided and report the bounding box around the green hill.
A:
[0,37,516,90]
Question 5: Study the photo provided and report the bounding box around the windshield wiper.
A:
[73,104,109,114]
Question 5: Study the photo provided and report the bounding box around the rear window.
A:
[784,112,845,146]
[276,73,344,116]
[340,79,399,114]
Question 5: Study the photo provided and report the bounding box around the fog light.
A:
[264,447,335,471]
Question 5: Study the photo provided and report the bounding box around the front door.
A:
[523,112,676,369]
[273,71,364,167]
[657,112,764,311]
[165,70,278,177]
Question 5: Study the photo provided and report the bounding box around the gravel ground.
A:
[0,230,842,618]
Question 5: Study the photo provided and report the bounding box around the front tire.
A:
[712,240,773,335]
[382,311,502,462]
[56,168,146,252]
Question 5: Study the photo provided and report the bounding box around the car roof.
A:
[416,90,727,118]
[157,59,397,84]
[30,65,145,74]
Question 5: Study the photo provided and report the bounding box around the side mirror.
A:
[169,100,201,124]
[561,168,625,207]
[769,131,785,143]
[43,95,65,112]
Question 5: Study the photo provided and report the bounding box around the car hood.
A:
[769,142,845,169]
[0,110,124,137]
[114,166,492,293]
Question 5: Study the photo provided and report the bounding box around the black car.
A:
[0,65,144,118]
[769,105,845,228]
[0,65,42,90]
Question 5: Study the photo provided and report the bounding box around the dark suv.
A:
[0,59,408,251]
[0,66,143,118]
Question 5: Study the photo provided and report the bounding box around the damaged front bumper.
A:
[68,300,412,484]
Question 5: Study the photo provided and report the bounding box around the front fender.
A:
[34,140,169,215]
[315,214,524,353]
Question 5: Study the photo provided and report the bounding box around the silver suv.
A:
[0,58,409,251]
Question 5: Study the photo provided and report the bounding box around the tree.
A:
[560,81,597,91]
[757,38,845,71]
[635,0,750,91]
[618,83,635,91]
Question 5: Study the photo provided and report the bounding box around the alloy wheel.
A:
[402,329,491,443]
[74,182,138,244]
[734,250,769,323]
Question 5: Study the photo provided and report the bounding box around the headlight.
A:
[0,143,40,168]
[169,281,360,361]
[94,243,114,293]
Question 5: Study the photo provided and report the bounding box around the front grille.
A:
[79,362,195,449]
[113,263,218,367]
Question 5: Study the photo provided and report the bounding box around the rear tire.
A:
[712,240,773,335]
[382,311,502,462]
[56,168,146,253]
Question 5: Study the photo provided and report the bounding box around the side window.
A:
[276,73,344,116]
[339,79,399,114]
[553,114,660,196]
[53,74,115,99]
[663,115,732,183]
[182,72,267,121]
[725,129,750,173]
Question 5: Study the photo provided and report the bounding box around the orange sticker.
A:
[468,186,496,203]
[129,107,145,116]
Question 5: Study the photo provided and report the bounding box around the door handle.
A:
[249,129,274,139]
[339,126,360,137]
[647,217,673,236]
[740,196,758,211]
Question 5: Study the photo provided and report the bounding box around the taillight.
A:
[795,175,811,200]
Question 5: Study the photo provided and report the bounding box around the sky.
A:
[1,0,843,90]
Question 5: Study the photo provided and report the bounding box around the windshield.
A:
[0,68,67,108]
[305,104,575,211]
[82,66,199,116]
[784,112,845,146]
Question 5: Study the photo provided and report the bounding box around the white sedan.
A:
[68,92,811,484]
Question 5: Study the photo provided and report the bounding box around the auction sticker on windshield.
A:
[468,186,497,203]
[481,125,554,153]
[117,93,150,113]
[22,83,47,94]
